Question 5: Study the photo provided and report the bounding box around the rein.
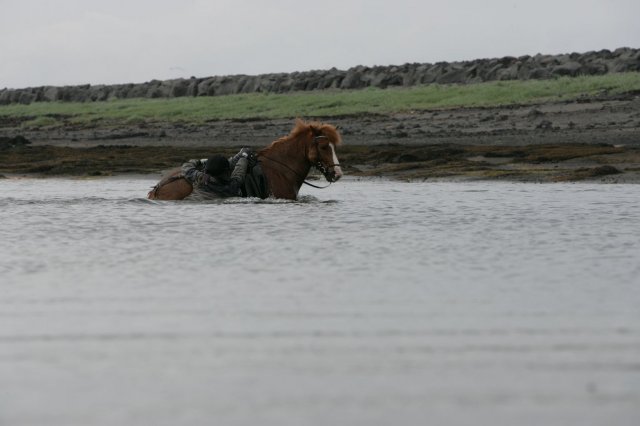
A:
[303,178,333,189]
[259,135,338,189]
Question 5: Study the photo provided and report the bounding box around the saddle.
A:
[242,163,270,199]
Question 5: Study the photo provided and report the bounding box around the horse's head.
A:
[306,123,343,183]
[258,120,344,198]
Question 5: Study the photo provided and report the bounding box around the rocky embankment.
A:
[2,48,639,105]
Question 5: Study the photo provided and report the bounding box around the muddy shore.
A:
[2,91,640,182]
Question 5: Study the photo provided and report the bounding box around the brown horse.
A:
[147,119,342,201]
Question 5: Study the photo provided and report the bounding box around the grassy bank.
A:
[1,72,639,129]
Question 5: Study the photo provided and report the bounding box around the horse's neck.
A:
[261,137,311,199]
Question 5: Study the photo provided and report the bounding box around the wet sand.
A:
[2,92,640,182]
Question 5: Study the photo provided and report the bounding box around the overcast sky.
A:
[1,0,638,89]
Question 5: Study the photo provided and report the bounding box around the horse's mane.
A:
[259,119,342,156]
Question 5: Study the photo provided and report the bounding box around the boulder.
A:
[552,61,584,77]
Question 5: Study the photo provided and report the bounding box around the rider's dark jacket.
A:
[181,153,248,201]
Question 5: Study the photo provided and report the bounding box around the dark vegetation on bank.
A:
[1,136,634,183]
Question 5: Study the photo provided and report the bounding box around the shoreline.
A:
[2,92,640,183]
[2,173,639,186]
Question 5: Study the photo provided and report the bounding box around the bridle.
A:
[260,135,340,189]
[308,135,342,187]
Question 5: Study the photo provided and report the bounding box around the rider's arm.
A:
[181,159,207,184]
[230,157,248,184]
[229,147,253,169]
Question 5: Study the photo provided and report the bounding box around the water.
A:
[1,177,639,426]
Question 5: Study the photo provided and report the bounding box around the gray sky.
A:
[1,0,638,89]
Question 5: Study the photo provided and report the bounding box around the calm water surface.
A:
[1,177,639,425]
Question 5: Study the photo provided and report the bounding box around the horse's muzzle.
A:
[327,166,343,182]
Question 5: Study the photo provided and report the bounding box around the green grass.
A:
[2,72,639,129]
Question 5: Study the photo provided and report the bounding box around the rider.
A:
[181,147,255,200]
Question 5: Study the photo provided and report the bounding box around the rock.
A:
[536,120,553,130]
[418,64,443,84]
[372,71,404,88]
[393,153,420,163]
[435,64,469,84]
[591,165,621,176]
[528,68,553,79]
[0,135,31,149]
[170,79,190,97]
[552,61,584,76]
[186,78,200,96]
[496,63,519,80]
[43,86,60,101]
[340,69,366,89]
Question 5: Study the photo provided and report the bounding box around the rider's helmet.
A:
[205,155,230,177]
